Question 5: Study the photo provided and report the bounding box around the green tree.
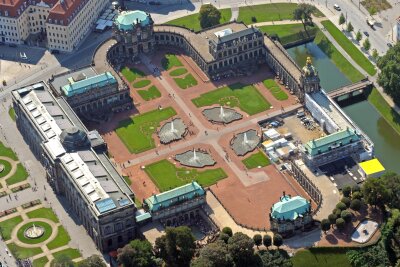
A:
[352,184,361,192]
[78,255,106,267]
[253,234,262,249]
[372,49,379,61]
[257,250,293,267]
[336,202,347,211]
[273,234,283,249]
[293,4,316,30]
[347,22,354,32]
[347,244,390,267]
[118,239,154,267]
[350,199,362,211]
[382,172,400,209]
[341,210,352,223]
[227,232,255,267]
[154,226,195,267]
[191,240,233,267]
[363,38,371,51]
[377,43,400,105]
[219,232,230,243]
[328,213,337,227]
[199,4,221,29]
[222,227,233,237]
[352,191,363,200]
[356,30,362,42]
[339,13,346,28]
[263,234,272,249]
[342,185,352,197]
[321,219,331,234]
[336,218,346,231]
[362,177,390,208]
[341,197,351,208]
[50,255,74,267]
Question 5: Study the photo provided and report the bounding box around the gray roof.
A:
[50,67,98,96]
[215,27,260,44]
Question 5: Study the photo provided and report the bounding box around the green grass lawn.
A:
[123,175,132,186]
[263,79,288,100]
[161,54,183,70]
[9,107,16,121]
[259,24,318,45]
[33,256,49,267]
[291,248,351,267]
[170,67,188,77]
[361,0,391,14]
[0,141,18,160]
[192,83,271,115]
[368,88,400,135]
[0,216,23,240]
[17,221,53,244]
[134,197,142,209]
[6,163,28,185]
[0,159,12,178]
[120,66,145,82]
[52,248,81,260]
[165,8,232,32]
[242,151,271,169]
[238,3,298,25]
[46,226,71,250]
[145,160,227,192]
[8,242,43,258]
[132,79,151,88]
[321,20,376,76]
[174,74,198,89]
[314,30,364,83]
[138,85,162,101]
[26,207,59,223]
[116,107,177,154]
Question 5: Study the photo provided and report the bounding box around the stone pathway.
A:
[0,156,26,195]
[251,19,302,27]
[230,5,239,22]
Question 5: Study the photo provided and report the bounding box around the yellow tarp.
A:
[359,158,385,175]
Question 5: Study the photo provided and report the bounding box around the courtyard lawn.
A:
[169,67,188,77]
[145,160,227,192]
[46,226,71,250]
[17,221,53,245]
[259,24,318,45]
[291,248,351,267]
[33,256,49,267]
[8,242,43,258]
[321,20,376,76]
[26,207,59,223]
[0,159,12,178]
[314,30,364,83]
[0,141,18,160]
[174,74,198,89]
[242,151,271,169]
[0,216,23,240]
[368,88,400,135]
[9,107,16,121]
[134,198,142,209]
[165,8,232,32]
[123,175,132,186]
[192,83,271,115]
[138,86,161,101]
[238,3,298,25]
[263,79,288,101]
[6,163,28,185]
[120,66,145,82]
[161,54,183,70]
[132,79,151,88]
[115,107,177,154]
[52,248,81,260]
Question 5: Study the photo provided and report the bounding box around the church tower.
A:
[300,57,320,100]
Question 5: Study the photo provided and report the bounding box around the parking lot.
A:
[319,157,363,190]
[280,113,324,145]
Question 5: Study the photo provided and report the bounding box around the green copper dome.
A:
[115,10,152,31]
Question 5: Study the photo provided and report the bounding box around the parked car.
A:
[50,49,60,54]
[387,43,393,48]
[334,4,341,11]
[363,31,369,37]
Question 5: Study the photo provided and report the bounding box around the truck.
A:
[366,18,376,28]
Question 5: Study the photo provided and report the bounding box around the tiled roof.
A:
[115,10,151,31]
[271,195,310,220]
[61,72,117,97]
[0,0,57,18]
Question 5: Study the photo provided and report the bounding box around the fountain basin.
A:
[17,221,53,244]
[0,164,4,173]
[24,224,45,239]
[202,106,243,124]
[175,149,216,168]
[230,129,260,156]
[158,118,187,144]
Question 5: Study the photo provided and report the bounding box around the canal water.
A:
[287,43,400,173]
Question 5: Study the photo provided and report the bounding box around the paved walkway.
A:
[252,20,302,27]
[0,156,19,195]
[230,5,239,22]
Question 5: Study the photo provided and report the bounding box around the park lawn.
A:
[46,226,71,250]
[116,107,177,154]
[134,197,142,209]
[314,30,364,83]
[9,107,16,121]
[33,256,49,267]
[174,74,198,89]
[0,216,23,240]
[123,175,132,186]
[0,141,18,160]
[192,83,271,115]
[120,66,145,82]
[52,248,81,260]
[17,221,53,245]
[170,67,188,77]
[242,151,271,169]
[238,3,298,25]
[161,54,183,70]
[165,8,232,32]
[145,160,227,192]
[6,163,28,185]
[27,207,59,223]
[368,88,400,135]
[263,79,288,101]
[291,248,351,267]
[8,242,43,258]
[321,20,376,76]
[361,0,391,14]
[0,159,12,178]
[138,85,162,101]
[132,79,151,88]
[259,24,318,45]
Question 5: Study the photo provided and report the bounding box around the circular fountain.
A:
[0,164,4,173]
[158,118,187,144]
[24,223,45,239]
[230,129,260,156]
[175,149,216,168]
[202,106,243,124]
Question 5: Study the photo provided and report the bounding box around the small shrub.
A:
[251,16,257,23]
[222,227,233,237]
[336,202,347,211]
[342,185,351,197]
[352,191,363,200]
[350,199,362,211]
[328,213,337,225]
[336,218,346,230]
[341,197,351,208]
[341,210,352,223]
[352,184,361,192]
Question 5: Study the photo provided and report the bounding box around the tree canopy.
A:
[78,255,106,267]
[118,239,155,267]
[377,43,400,105]
[50,255,74,267]
[362,177,390,208]
[191,240,233,267]
[228,232,255,267]
[199,4,221,29]
[293,4,316,30]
